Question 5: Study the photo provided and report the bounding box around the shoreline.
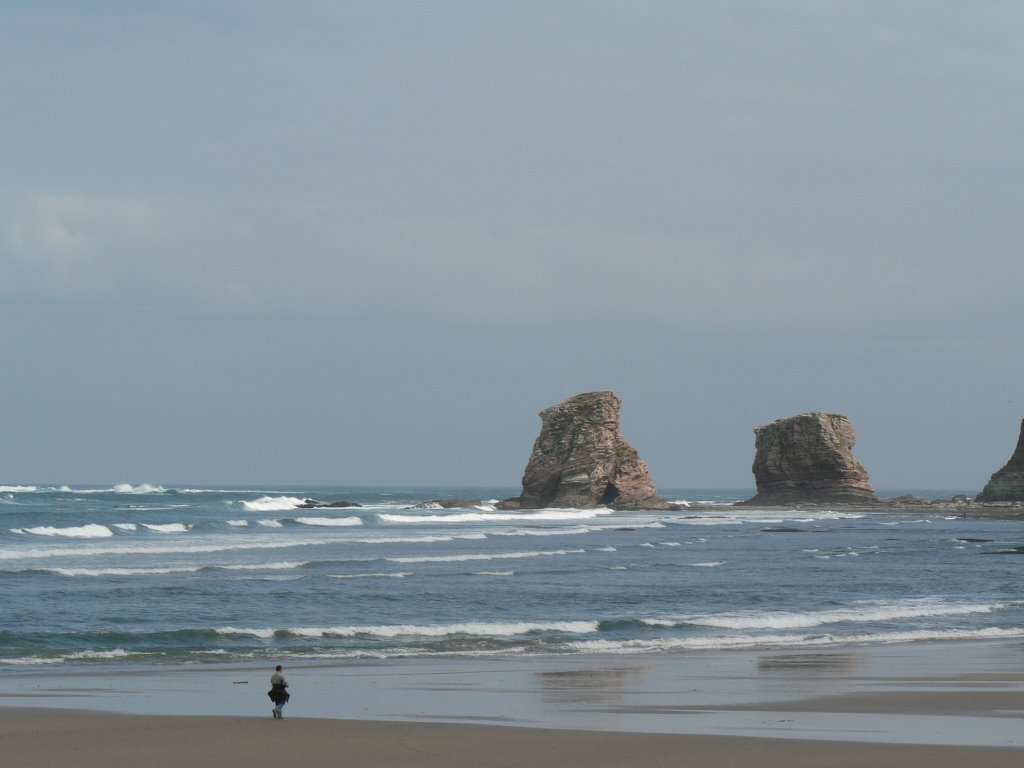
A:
[4,638,1023,747]
[682,500,1024,521]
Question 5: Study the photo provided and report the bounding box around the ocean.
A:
[2,484,1022,668]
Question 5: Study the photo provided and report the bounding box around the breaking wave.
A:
[217,620,599,639]
[386,548,586,564]
[11,524,113,538]
[656,599,1015,631]
[562,627,1024,655]
[380,509,613,524]
[241,496,307,512]
[112,484,166,494]
[294,517,363,527]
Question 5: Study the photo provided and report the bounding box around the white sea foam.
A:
[218,621,599,639]
[0,484,82,494]
[669,517,744,526]
[294,516,363,527]
[0,535,348,561]
[563,626,1024,655]
[181,488,262,494]
[11,524,114,538]
[141,523,191,533]
[126,504,191,510]
[495,526,592,537]
[379,509,613,524]
[347,534,485,544]
[584,522,666,531]
[112,484,166,494]
[66,649,136,660]
[216,561,307,571]
[216,626,276,639]
[387,548,586,564]
[242,496,307,512]
[329,572,411,579]
[113,523,138,532]
[689,561,726,567]
[474,571,515,576]
[0,651,147,666]
[256,519,284,528]
[49,566,202,577]
[226,520,249,527]
[671,599,1013,631]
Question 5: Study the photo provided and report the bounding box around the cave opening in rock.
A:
[599,483,620,505]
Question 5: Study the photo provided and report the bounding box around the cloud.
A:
[1,193,169,296]
[1,3,1021,340]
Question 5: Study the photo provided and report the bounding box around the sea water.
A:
[1,485,1022,668]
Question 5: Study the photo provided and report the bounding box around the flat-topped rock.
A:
[977,419,1024,502]
[742,412,877,505]
[504,391,667,510]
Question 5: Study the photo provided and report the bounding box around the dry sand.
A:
[3,710,1023,768]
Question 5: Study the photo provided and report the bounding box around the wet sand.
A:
[3,640,1023,764]
[3,710,1023,768]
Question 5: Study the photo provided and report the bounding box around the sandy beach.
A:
[3,711,1023,768]
[4,640,1023,766]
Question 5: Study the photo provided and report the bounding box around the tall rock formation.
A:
[509,391,666,510]
[743,412,877,505]
[977,419,1024,502]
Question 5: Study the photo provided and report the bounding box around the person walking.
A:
[269,664,290,719]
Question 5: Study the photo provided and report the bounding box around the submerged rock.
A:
[884,494,928,506]
[406,499,484,509]
[977,419,1024,502]
[296,499,362,509]
[742,412,877,505]
[504,391,667,510]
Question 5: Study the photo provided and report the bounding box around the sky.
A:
[2,1,1023,491]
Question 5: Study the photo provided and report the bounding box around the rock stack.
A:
[503,391,666,510]
[977,419,1024,502]
[743,412,877,505]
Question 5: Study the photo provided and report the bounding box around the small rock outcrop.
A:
[504,391,666,510]
[977,419,1024,502]
[297,499,362,509]
[743,412,877,505]
[406,499,483,510]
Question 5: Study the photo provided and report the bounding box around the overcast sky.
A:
[2,2,1022,491]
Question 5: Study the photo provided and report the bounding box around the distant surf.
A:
[2,484,1022,667]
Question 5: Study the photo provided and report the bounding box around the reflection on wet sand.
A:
[537,666,648,707]
[757,652,861,674]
